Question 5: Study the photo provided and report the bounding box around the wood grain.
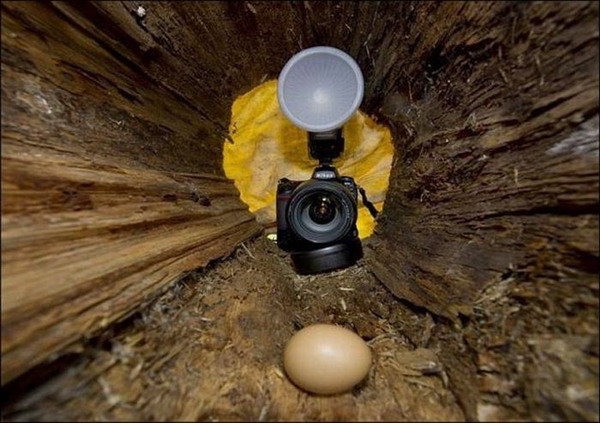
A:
[1,2,597,419]
[2,2,263,384]
[366,1,599,322]
[1,151,261,384]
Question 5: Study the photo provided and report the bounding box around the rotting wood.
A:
[364,2,599,419]
[1,1,224,175]
[1,151,262,384]
[367,1,598,323]
[0,237,465,422]
[0,1,597,421]
[2,0,263,385]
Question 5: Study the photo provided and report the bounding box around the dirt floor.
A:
[2,235,466,422]
[3,233,598,422]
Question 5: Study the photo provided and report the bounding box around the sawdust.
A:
[1,236,464,421]
[465,268,599,422]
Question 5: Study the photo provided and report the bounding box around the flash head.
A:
[277,46,364,132]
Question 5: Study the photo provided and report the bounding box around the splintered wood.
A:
[1,151,261,384]
[1,1,597,421]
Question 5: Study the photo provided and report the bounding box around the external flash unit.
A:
[275,46,377,274]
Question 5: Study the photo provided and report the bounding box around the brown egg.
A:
[283,323,372,395]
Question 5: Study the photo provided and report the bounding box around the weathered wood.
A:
[1,150,261,384]
[1,1,597,420]
[365,0,599,322]
[363,2,599,419]
[1,1,224,174]
[1,1,263,385]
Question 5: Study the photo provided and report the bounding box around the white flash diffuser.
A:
[277,46,364,132]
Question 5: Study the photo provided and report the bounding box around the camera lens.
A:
[308,195,336,224]
[287,180,357,244]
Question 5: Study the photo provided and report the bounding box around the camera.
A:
[275,46,376,274]
[276,129,363,274]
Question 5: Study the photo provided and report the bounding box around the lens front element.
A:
[308,195,336,225]
[288,180,357,244]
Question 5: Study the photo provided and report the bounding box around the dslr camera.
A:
[276,129,364,274]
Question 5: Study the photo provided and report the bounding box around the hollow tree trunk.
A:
[364,0,599,323]
[362,2,599,418]
[1,1,597,420]
[1,1,261,384]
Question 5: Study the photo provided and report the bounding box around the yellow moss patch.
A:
[224,80,393,239]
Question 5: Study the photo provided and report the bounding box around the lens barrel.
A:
[287,180,357,245]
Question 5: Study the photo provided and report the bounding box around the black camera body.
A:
[275,130,363,274]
